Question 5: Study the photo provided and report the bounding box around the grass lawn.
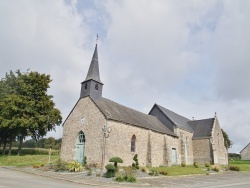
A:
[150,165,207,176]
[229,160,250,171]
[0,155,60,167]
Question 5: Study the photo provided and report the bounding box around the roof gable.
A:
[188,118,214,138]
[240,142,250,153]
[92,97,177,137]
[154,104,193,132]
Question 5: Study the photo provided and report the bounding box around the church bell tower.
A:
[80,44,103,99]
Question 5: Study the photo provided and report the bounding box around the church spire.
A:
[84,44,103,84]
[80,43,103,99]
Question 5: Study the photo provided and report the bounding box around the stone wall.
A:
[193,138,212,164]
[104,120,179,167]
[241,144,250,160]
[211,118,228,165]
[175,128,194,165]
[61,97,106,166]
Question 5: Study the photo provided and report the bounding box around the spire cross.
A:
[96,33,99,45]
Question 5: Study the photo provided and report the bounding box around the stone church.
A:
[61,44,228,167]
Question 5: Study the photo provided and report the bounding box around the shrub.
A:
[0,148,59,155]
[82,156,87,166]
[149,170,159,176]
[67,161,83,172]
[193,162,199,168]
[115,167,137,183]
[229,166,240,171]
[54,158,68,172]
[159,171,168,175]
[181,162,186,167]
[205,163,211,167]
[141,167,149,173]
[132,154,139,169]
[105,163,115,178]
[87,169,92,176]
[212,165,220,172]
[109,157,123,171]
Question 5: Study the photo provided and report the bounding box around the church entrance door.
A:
[172,148,177,164]
[75,131,85,163]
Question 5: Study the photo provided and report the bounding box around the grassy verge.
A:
[0,154,59,167]
[229,160,250,171]
[150,165,206,176]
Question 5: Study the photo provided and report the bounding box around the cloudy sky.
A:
[0,0,249,153]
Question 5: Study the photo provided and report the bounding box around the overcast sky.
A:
[0,0,249,153]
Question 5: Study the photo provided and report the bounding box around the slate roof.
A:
[92,97,177,137]
[155,104,193,132]
[240,142,250,153]
[84,44,103,84]
[187,118,214,138]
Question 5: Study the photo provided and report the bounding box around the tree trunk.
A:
[2,142,7,155]
[17,136,23,156]
[8,140,13,155]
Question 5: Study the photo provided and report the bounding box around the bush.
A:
[229,166,240,171]
[82,156,87,166]
[193,162,199,168]
[141,167,149,173]
[67,161,83,172]
[115,167,137,183]
[54,158,68,172]
[181,162,186,167]
[159,171,168,175]
[205,163,211,167]
[132,154,139,169]
[0,148,59,155]
[105,164,115,178]
[212,165,220,172]
[149,170,159,176]
[109,157,123,171]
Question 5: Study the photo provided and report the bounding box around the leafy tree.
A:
[0,70,62,155]
[221,129,233,149]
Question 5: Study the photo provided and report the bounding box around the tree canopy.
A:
[221,129,233,149]
[0,70,62,155]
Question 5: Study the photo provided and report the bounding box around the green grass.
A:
[0,154,60,166]
[229,160,250,171]
[150,165,206,176]
[149,160,250,176]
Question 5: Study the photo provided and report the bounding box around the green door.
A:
[75,131,85,163]
[172,148,177,164]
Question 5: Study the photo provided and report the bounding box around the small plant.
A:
[205,163,211,167]
[96,173,101,177]
[33,164,40,168]
[193,162,199,168]
[141,167,149,173]
[159,171,168,175]
[206,172,209,175]
[212,165,220,172]
[132,154,139,169]
[54,158,68,172]
[229,166,240,171]
[67,161,83,172]
[105,163,116,178]
[181,162,186,167]
[87,169,92,176]
[82,156,87,166]
[115,168,137,183]
[109,157,123,172]
[149,169,159,176]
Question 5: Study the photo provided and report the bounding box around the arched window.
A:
[78,131,85,143]
[131,135,136,152]
[84,83,88,90]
